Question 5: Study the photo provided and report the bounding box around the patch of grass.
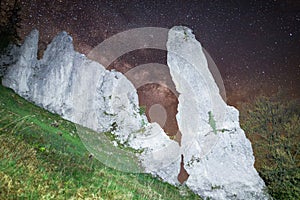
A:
[0,84,201,199]
[138,105,146,116]
[208,111,217,134]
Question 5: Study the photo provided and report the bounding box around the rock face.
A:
[1,27,268,199]
[166,26,267,199]
[0,44,20,78]
[2,30,38,96]
[2,29,179,174]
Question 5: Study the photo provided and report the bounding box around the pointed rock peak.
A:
[41,31,74,64]
[171,26,195,39]
[54,31,73,44]
[21,29,39,56]
[26,29,39,41]
[166,26,267,199]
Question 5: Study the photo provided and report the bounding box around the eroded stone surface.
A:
[166,26,267,199]
[2,29,39,97]
[1,27,268,199]
[2,29,179,174]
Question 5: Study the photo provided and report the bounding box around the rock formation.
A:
[1,27,268,199]
[2,29,179,174]
[166,26,267,199]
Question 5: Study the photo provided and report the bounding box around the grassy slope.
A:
[0,84,201,200]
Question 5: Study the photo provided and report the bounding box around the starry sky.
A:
[17,0,300,106]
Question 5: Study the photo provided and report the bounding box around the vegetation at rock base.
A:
[240,90,300,199]
[138,105,146,116]
[0,84,201,199]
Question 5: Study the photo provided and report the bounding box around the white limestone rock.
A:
[1,29,178,175]
[29,31,75,116]
[2,29,39,97]
[2,30,144,142]
[166,26,268,200]
[0,44,20,77]
[1,27,269,200]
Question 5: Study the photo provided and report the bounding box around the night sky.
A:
[17,0,300,106]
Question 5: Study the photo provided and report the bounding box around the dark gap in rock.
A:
[137,83,179,136]
[178,154,189,184]
[108,49,182,144]
[37,40,48,60]
[107,49,167,73]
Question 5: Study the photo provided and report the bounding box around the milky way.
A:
[17,0,300,106]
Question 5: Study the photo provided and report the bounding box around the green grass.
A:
[0,84,201,200]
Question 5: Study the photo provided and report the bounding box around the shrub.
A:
[240,91,300,199]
